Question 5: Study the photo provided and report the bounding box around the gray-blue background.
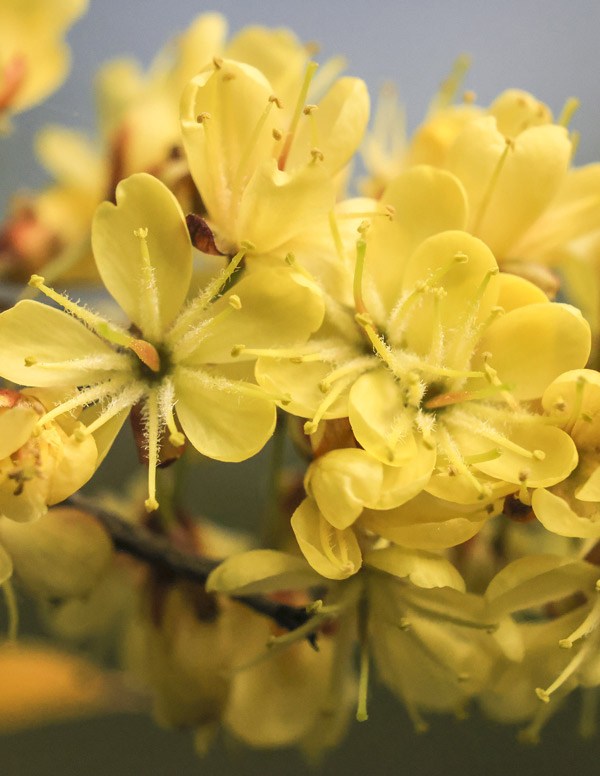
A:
[2,1,600,773]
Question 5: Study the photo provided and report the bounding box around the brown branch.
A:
[65,495,317,646]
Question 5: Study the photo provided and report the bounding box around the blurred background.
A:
[2,0,600,773]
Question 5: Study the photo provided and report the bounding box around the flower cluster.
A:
[2,8,600,758]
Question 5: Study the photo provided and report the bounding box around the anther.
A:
[533,450,546,460]
[463,90,476,103]
[240,240,256,251]
[196,112,211,123]
[144,497,159,513]
[228,294,242,310]
[24,356,37,367]
[535,688,550,704]
[269,95,283,108]
[357,220,370,235]
[310,147,324,161]
[28,274,45,288]
[453,251,469,264]
[398,617,412,631]
[272,128,282,140]
[384,204,396,220]
[231,344,245,357]
[303,104,318,114]
[212,56,223,69]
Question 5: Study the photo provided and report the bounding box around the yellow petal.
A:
[447,117,571,257]
[239,158,336,254]
[182,268,324,365]
[395,230,499,352]
[168,13,227,96]
[575,464,600,501]
[365,545,465,590]
[206,550,320,595]
[488,89,552,137]
[285,77,370,174]
[371,439,436,510]
[291,497,361,579]
[495,271,549,312]
[174,368,276,462]
[305,448,383,529]
[474,303,591,400]
[542,368,600,450]
[0,300,116,387]
[0,406,38,458]
[348,368,417,465]
[366,167,468,313]
[46,428,98,504]
[532,488,600,539]
[92,173,192,335]
[361,492,489,550]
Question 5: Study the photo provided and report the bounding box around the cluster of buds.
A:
[2,6,600,758]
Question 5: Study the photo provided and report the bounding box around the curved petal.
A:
[532,488,600,539]
[393,231,499,353]
[285,77,370,174]
[365,545,465,591]
[469,423,578,488]
[360,492,490,550]
[487,90,552,138]
[447,117,571,257]
[173,368,276,462]
[369,439,436,510]
[495,272,549,312]
[46,431,97,505]
[348,368,417,465]
[181,268,324,365]
[92,173,193,336]
[0,301,117,387]
[474,303,591,400]
[305,448,383,529]
[206,550,320,595]
[542,368,600,450]
[366,166,468,314]
[238,159,336,254]
[291,497,362,579]
[0,407,38,459]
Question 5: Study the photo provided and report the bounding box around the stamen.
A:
[76,384,144,439]
[28,275,125,340]
[284,252,315,281]
[303,104,319,148]
[133,227,161,341]
[463,448,502,464]
[144,390,160,513]
[566,374,587,433]
[356,631,370,722]
[304,375,354,435]
[35,381,122,427]
[233,96,281,194]
[429,54,471,113]
[558,586,600,649]
[518,470,531,506]
[278,61,319,169]
[169,242,253,340]
[471,137,513,236]
[558,97,580,129]
[437,426,489,499]
[423,382,512,410]
[353,235,368,315]
[535,633,596,703]
[319,356,376,393]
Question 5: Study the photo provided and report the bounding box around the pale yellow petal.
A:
[46,430,97,504]
[206,550,320,595]
[348,368,417,465]
[365,545,465,590]
[488,89,552,137]
[291,497,361,579]
[305,448,383,529]
[370,439,436,510]
[495,272,549,312]
[0,301,116,387]
[92,173,192,335]
[474,303,591,400]
[0,406,38,458]
[181,268,324,365]
[532,488,600,539]
[174,369,276,462]
[361,492,489,550]
[238,159,336,254]
[541,368,600,450]
[286,77,370,174]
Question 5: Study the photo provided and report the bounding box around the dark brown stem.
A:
[65,494,317,645]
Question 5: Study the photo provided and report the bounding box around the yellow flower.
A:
[180,57,369,257]
[0,387,97,523]
[0,0,87,124]
[0,173,324,511]
[259,167,587,514]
